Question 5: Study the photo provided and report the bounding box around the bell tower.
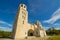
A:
[19,4,28,23]
[11,4,28,39]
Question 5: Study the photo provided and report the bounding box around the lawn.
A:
[48,35,60,40]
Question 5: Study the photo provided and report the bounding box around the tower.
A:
[11,4,28,39]
[11,3,47,39]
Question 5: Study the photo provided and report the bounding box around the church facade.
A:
[11,4,46,39]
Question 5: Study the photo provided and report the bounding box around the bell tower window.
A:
[21,4,23,7]
[24,6,25,8]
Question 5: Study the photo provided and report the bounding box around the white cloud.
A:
[0,26,12,32]
[55,27,60,30]
[44,26,51,30]
[54,23,60,26]
[43,8,60,24]
[44,24,60,30]
[0,20,12,32]
[53,23,60,29]
[0,20,12,27]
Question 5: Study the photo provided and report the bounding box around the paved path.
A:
[0,37,47,40]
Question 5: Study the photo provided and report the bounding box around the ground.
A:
[0,35,60,40]
[0,37,47,40]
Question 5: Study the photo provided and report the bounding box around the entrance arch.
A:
[28,29,34,36]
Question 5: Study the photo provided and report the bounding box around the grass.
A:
[48,35,60,40]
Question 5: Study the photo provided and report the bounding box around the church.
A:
[11,4,46,39]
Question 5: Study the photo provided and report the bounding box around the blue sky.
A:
[0,0,60,31]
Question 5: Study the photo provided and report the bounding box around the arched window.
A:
[23,21,24,24]
[21,4,23,7]
[24,6,25,8]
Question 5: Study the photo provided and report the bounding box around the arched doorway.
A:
[28,29,34,36]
